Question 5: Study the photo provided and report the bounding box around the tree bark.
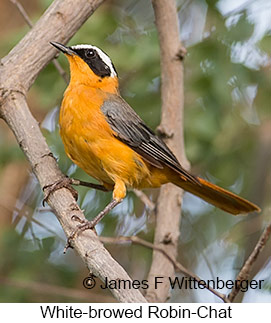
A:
[146,0,189,302]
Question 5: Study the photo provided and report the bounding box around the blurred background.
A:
[0,0,270,302]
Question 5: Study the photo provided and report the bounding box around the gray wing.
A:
[101,95,198,183]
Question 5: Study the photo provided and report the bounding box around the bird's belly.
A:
[60,121,152,188]
[61,129,112,184]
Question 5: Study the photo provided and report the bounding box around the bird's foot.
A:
[42,176,78,206]
[64,215,97,253]
[63,199,121,253]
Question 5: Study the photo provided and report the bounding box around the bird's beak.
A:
[50,41,76,56]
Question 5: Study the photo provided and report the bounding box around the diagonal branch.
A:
[0,0,146,303]
[228,223,271,302]
[145,0,189,302]
[10,0,33,27]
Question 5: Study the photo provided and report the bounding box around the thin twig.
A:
[52,60,70,84]
[132,189,155,212]
[10,0,33,27]
[0,276,114,302]
[228,223,271,302]
[10,0,69,84]
[100,235,230,303]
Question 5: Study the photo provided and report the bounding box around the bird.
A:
[49,41,260,233]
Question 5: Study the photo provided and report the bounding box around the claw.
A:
[64,218,97,253]
[63,198,120,253]
[71,215,85,223]
[43,177,78,206]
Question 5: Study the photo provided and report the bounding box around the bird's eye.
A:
[85,49,96,58]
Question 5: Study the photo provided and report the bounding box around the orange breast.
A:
[59,85,152,188]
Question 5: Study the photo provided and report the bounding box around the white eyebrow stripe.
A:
[70,44,117,77]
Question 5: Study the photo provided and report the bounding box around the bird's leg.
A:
[69,178,110,192]
[65,179,126,251]
[42,176,110,206]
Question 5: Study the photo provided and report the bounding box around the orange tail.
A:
[173,175,261,215]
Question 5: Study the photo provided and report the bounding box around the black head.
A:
[50,42,117,78]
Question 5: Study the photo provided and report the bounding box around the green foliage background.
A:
[0,0,270,302]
